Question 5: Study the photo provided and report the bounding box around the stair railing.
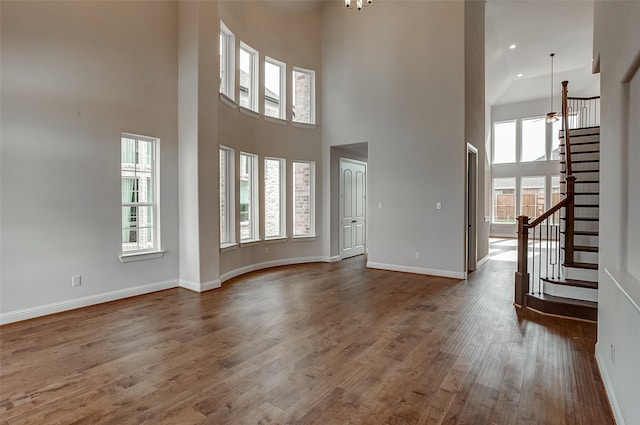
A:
[515,81,576,307]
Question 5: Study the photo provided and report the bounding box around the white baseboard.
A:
[366,262,465,280]
[220,256,331,284]
[476,254,490,269]
[179,279,222,293]
[595,344,626,425]
[0,279,178,325]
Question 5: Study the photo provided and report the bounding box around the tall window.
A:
[521,176,546,219]
[492,177,516,223]
[239,42,258,112]
[121,134,159,253]
[493,120,516,164]
[264,157,286,239]
[521,117,546,161]
[220,146,235,246]
[292,67,315,125]
[293,161,315,236]
[265,57,286,120]
[240,152,259,241]
[219,21,235,100]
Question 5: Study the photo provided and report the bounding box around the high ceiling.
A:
[261,0,601,106]
[485,0,600,106]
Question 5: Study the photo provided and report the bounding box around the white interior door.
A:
[340,158,366,259]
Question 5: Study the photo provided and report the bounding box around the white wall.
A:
[0,1,180,321]
[593,2,640,424]
[321,1,467,278]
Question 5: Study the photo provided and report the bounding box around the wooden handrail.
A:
[528,197,571,228]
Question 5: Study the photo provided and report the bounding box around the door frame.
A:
[339,157,367,259]
[466,143,478,272]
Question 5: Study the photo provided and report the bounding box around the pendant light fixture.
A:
[546,53,559,123]
[345,0,372,11]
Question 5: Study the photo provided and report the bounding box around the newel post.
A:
[515,215,530,307]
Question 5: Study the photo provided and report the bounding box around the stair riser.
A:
[573,235,600,246]
[570,221,600,233]
[572,250,599,263]
[561,127,600,137]
[562,182,600,193]
[543,282,599,302]
[572,207,600,218]
[560,133,600,142]
[564,152,600,161]
[563,161,599,172]
[564,266,598,281]
[573,194,599,204]
[560,170,600,181]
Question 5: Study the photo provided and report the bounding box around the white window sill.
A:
[264,116,287,126]
[292,121,317,130]
[239,106,260,119]
[265,237,288,244]
[240,239,262,247]
[219,93,237,109]
[291,235,318,241]
[119,250,165,263]
[220,243,238,253]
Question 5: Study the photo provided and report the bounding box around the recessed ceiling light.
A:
[517,73,523,78]
[509,44,517,50]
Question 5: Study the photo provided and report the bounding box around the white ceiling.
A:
[261,0,601,106]
[485,0,600,106]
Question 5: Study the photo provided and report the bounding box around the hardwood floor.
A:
[0,255,614,424]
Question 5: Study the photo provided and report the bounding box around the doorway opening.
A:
[467,144,479,272]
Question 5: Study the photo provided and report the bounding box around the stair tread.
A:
[571,169,600,173]
[560,160,599,164]
[562,230,599,236]
[560,150,600,155]
[574,245,599,252]
[564,261,598,270]
[562,192,599,196]
[559,180,599,184]
[560,217,599,221]
[542,277,599,289]
[526,293,597,308]
[559,141,600,146]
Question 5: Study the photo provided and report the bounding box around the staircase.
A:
[514,82,601,321]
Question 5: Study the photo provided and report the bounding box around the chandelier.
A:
[345,0,372,11]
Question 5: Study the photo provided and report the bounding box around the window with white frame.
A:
[293,161,315,236]
[521,176,546,220]
[239,42,258,112]
[240,152,259,241]
[292,67,315,125]
[492,177,516,223]
[493,120,516,164]
[265,57,285,120]
[521,117,546,162]
[219,21,235,101]
[121,134,159,253]
[264,157,286,239]
[220,146,235,246]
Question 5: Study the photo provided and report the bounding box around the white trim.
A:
[239,106,260,119]
[291,122,318,130]
[291,235,318,241]
[366,262,466,280]
[220,243,238,253]
[605,268,640,313]
[264,116,288,126]
[264,237,288,244]
[119,250,165,263]
[476,254,490,269]
[219,93,237,109]
[219,256,330,284]
[179,279,221,293]
[240,239,262,247]
[0,280,177,325]
[595,346,626,425]
[328,255,341,262]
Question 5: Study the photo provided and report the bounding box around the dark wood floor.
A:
[0,253,614,424]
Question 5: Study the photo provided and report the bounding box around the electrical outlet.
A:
[265,246,269,254]
[610,341,615,362]
[436,202,442,210]
[71,275,82,287]
[415,251,421,259]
